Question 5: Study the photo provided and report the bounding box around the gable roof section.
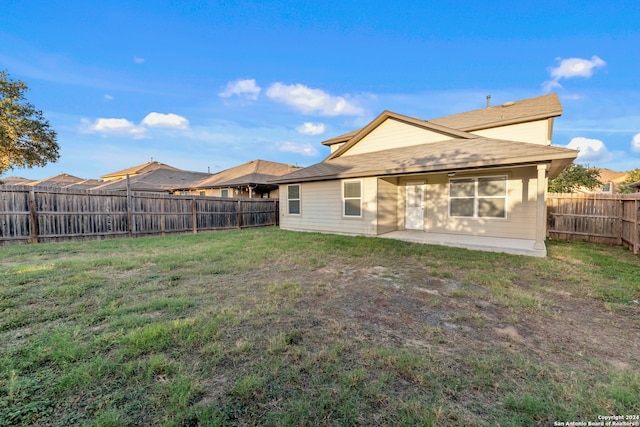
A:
[27,173,86,187]
[91,168,211,192]
[598,168,627,184]
[271,137,578,184]
[100,161,182,180]
[321,93,563,147]
[0,176,33,185]
[188,159,302,189]
[326,111,475,160]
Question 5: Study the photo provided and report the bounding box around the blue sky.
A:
[1,0,639,180]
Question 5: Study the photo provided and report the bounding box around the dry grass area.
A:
[1,227,639,426]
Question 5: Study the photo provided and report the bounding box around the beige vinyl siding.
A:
[279,178,378,236]
[471,120,550,146]
[423,167,539,240]
[377,177,399,234]
[330,143,344,153]
[341,118,454,157]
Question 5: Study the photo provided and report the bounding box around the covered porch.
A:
[378,230,546,257]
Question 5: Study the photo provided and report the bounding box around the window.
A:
[449,176,507,218]
[199,191,205,196]
[343,180,362,217]
[287,185,300,215]
[221,189,229,198]
[602,182,612,193]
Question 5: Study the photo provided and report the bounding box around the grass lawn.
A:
[1,227,639,426]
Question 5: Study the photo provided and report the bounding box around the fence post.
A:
[616,200,623,246]
[28,189,38,244]
[237,199,242,229]
[635,199,640,254]
[161,196,166,236]
[191,198,197,234]
[126,175,133,238]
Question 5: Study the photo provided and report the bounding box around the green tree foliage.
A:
[548,163,602,193]
[616,167,640,194]
[0,70,59,176]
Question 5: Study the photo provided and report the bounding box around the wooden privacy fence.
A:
[547,193,640,253]
[0,185,279,245]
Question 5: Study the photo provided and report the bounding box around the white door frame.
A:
[405,182,425,230]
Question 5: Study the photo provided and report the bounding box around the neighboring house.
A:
[26,173,87,188]
[0,176,34,185]
[272,93,578,257]
[629,180,640,193]
[176,159,302,198]
[91,168,211,193]
[100,161,182,182]
[593,168,628,193]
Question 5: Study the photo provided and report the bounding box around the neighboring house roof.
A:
[187,159,302,189]
[91,168,211,192]
[62,179,105,190]
[26,173,86,187]
[0,176,33,185]
[629,180,640,190]
[598,168,627,184]
[100,161,182,180]
[271,137,577,184]
[321,93,562,147]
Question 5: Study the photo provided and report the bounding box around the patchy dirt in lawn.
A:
[267,258,640,371]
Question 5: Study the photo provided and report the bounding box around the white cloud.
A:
[543,56,606,92]
[566,137,613,162]
[266,82,364,116]
[278,141,319,156]
[104,94,113,101]
[219,79,261,100]
[632,133,640,152]
[87,118,147,138]
[142,112,189,129]
[134,56,145,64]
[297,122,326,136]
[85,112,189,138]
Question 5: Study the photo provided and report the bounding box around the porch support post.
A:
[534,164,548,250]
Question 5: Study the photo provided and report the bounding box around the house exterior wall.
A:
[279,178,378,236]
[340,118,454,157]
[471,120,550,145]
[420,167,540,240]
[377,177,399,234]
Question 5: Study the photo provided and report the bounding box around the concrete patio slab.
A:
[379,230,546,257]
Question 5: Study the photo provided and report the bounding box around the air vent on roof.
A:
[501,101,515,107]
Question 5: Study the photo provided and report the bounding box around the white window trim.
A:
[287,184,301,215]
[449,175,508,219]
[342,179,363,218]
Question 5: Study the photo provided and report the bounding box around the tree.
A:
[548,163,602,193]
[0,70,59,177]
[616,167,640,194]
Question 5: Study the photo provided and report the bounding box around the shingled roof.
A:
[271,137,577,184]
[322,93,563,147]
[91,168,211,192]
[100,161,182,180]
[187,160,301,189]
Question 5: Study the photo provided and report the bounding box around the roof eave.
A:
[272,152,578,185]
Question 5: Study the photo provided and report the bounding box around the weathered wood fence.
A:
[0,185,279,245]
[547,193,640,253]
